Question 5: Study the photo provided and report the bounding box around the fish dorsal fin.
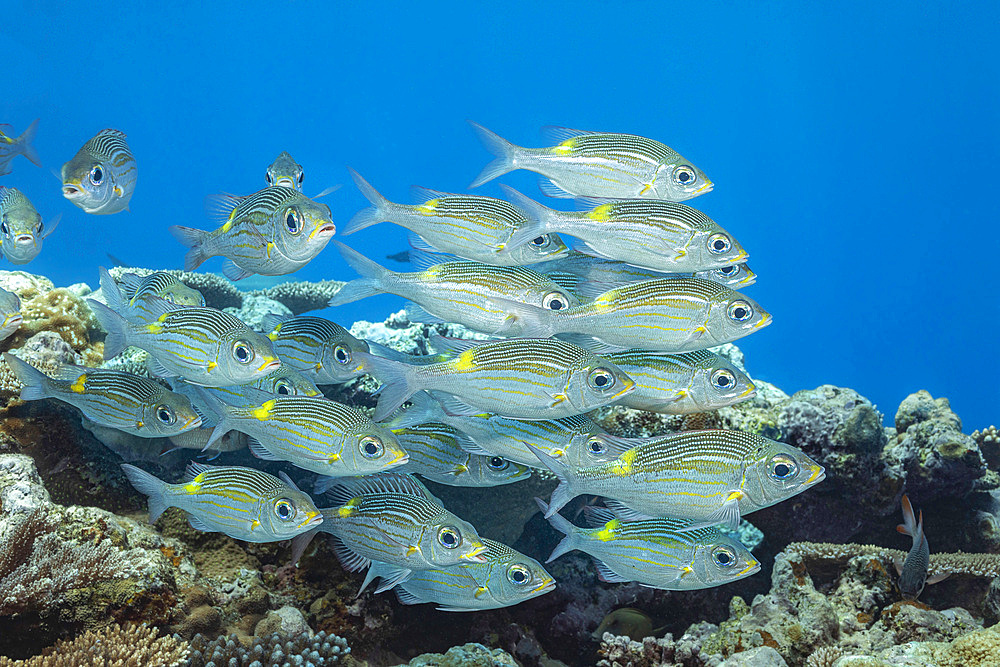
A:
[326,472,435,504]
[604,500,655,522]
[583,506,618,528]
[541,126,598,144]
[118,271,143,295]
[592,558,629,583]
[410,185,457,202]
[260,312,289,333]
[46,362,98,384]
[184,461,215,482]
[204,192,247,224]
[407,248,447,272]
[329,535,372,573]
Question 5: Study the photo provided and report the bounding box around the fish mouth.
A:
[275,178,295,188]
[62,184,83,198]
[387,451,410,467]
[181,414,203,430]
[805,463,826,485]
[737,559,761,578]
[15,235,34,245]
[257,357,281,373]
[751,312,773,331]
[693,180,714,196]
[611,375,637,399]
[462,544,489,563]
[532,576,557,594]
[2,314,23,329]
[307,223,337,241]
[300,509,323,529]
[737,386,757,400]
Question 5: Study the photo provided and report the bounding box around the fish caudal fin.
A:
[120,464,170,522]
[525,443,575,517]
[499,185,556,249]
[534,497,581,562]
[327,241,391,306]
[3,353,51,402]
[16,119,41,167]
[192,388,234,450]
[343,168,392,235]
[169,226,211,271]
[353,351,420,421]
[468,121,520,188]
[897,494,921,539]
[88,299,131,359]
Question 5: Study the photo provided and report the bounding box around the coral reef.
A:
[0,622,190,667]
[186,630,351,666]
[394,642,518,667]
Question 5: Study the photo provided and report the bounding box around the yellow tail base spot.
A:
[586,204,613,222]
[183,473,205,495]
[69,374,87,394]
[418,199,439,214]
[609,448,638,477]
[553,140,575,154]
[337,497,362,518]
[452,349,478,372]
[595,519,621,542]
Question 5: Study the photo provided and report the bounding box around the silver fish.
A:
[92,276,280,387]
[168,367,321,426]
[501,278,772,353]
[121,462,322,542]
[343,169,569,266]
[540,500,760,590]
[393,422,532,487]
[0,188,59,265]
[357,336,636,421]
[5,353,201,437]
[263,313,370,385]
[0,119,41,176]
[603,349,756,414]
[266,151,304,190]
[298,472,488,593]
[391,538,555,611]
[542,253,757,292]
[895,495,948,599]
[388,391,637,470]
[118,271,206,307]
[532,430,826,531]
[61,129,137,214]
[170,186,336,281]
[469,122,712,201]
[0,287,21,341]
[503,187,747,273]
[197,389,409,478]
[328,241,577,336]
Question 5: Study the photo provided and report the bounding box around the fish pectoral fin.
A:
[472,585,490,600]
[549,393,568,407]
[677,495,743,533]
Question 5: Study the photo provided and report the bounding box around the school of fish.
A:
[0,119,826,612]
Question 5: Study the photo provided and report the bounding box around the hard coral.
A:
[786,541,1000,579]
[186,630,350,666]
[0,622,189,667]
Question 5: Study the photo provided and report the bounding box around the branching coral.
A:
[0,623,189,667]
[786,542,1000,579]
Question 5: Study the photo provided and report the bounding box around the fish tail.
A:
[169,226,211,271]
[354,351,420,421]
[16,119,41,167]
[120,464,170,522]
[534,497,580,562]
[88,299,131,359]
[327,241,391,306]
[3,353,52,401]
[191,388,234,450]
[525,443,574,517]
[499,185,555,249]
[98,266,128,314]
[468,121,520,188]
[343,168,392,235]
[898,494,921,541]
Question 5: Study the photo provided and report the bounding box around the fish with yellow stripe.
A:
[468,122,712,201]
[497,277,772,353]
[167,367,321,426]
[0,119,41,176]
[537,499,759,590]
[91,271,280,387]
[602,349,757,414]
[343,169,569,266]
[195,388,409,478]
[61,129,137,214]
[541,252,757,293]
[387,538,555,611]
[0,288,21,342]
[357,336,636,421]
[120,462,322,542]
[530,430,825,531]
[502,187,747,273]
[392,422,531,487]
[328,241,578,336]
[266,151,304,190]
[262,314,370,385]
[0,187,60,266]
[118,271,206,308]
[169,186,336,281]
[292,472,488,593]
[5,353,202,438]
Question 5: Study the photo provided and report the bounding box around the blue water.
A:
[3,2,997,429]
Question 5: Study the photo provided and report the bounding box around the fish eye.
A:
[232,340,255,364]
[588,368,616,391]
[274,498,296,521]
[711,369,736,390]
[89,165,104,185]
[718,265,738,277]
[708,233,732,254]
[274,379,292,395]
[333,344,351,364]
[530,235,551,248]
[672,165,696,185]
[712,545,737,568]
[297,172,304,184]
[542,291,568,311]
[437,526,461,549]
[487,456,509,471]
[155,405,176,424]
[587,437,608,455]
[266,172,273,184]
[0,221,8,237]
[36,222,43,235]
[284,208,301,234]
[507,564,531,585]
[360,436,384,459]
[727,300,753,322]
[769,454,798,481]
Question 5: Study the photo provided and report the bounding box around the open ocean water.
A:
[2,1,997,429]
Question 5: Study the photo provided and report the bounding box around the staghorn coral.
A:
[785,541,1000,579]
[0,622,189,667]
[805,647,842,667]
[185,630,350,666]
